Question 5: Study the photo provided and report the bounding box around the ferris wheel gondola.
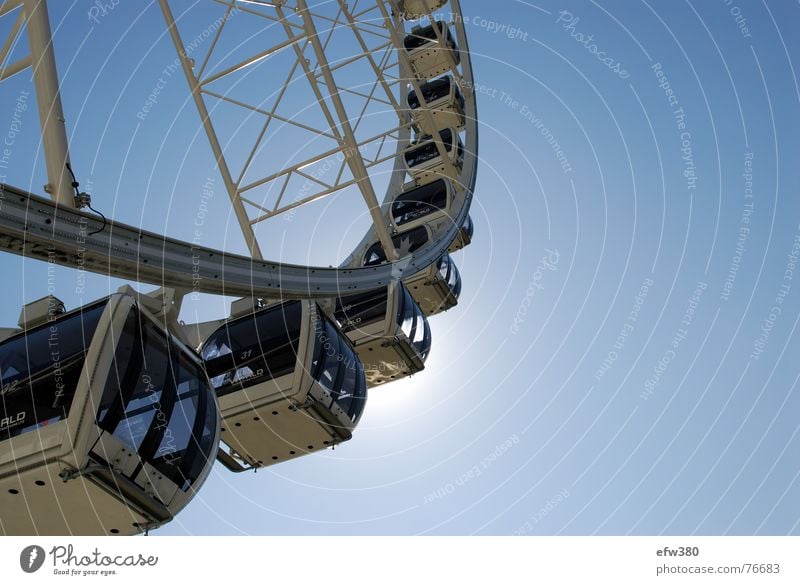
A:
[389,178,473,253]
[0,294,220,535]
[362,226,462,316]
[404,21,461,80]
[330,282,431,386]
[448,212,474,253]
[404,128,465,185]
[408,75,466,135]
[391,178,453,231]
[200,300,366,471]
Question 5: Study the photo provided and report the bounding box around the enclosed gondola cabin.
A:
[200,300,366,471]
[332,283,431,386]
[404,128,464,185]
[391,178,453,231]
[448,214,474,253]
[404,21,460,80]
[0,294,220,535]
[391,180,473,252]
[408,75,466,135]
[362,226,462,316]
[397,0,449,20]
[406,252,462,316]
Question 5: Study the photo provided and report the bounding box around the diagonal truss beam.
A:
[159,0,264,259]
[158,0,411,257]
[0,0,75,206]
[292,0,398,260]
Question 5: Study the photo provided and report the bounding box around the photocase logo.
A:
[20,545,46,573]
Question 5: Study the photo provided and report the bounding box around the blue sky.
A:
[1,0,799,535]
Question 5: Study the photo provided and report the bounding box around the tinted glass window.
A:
[317,318,341,394]
[417,317,432,359]
[311,314,366,422]
[334,288,389,332]
[403,21,451,51]
[362,227,430,266]
[399,287,416,341]
[0,301,106,440]
[399,285,430,359]
[332,348,358,418]
[456,85,465,110]
[437,254,462,298]
[96,306,216,492]
[155,356,217,491]
[182,382,218,488]
[149,359,200,488]
[408,77,451,109]
[392,180,449,226]
[101,318,171,452]
[461,214,474,239]
[405,129,454,168]
[349,362,367,422]
[201,301,302,392]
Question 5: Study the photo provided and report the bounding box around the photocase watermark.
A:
[452,13,529,41]
[641,281,707,400]
[720,152,754,301]
[20,545,46,573]
[403,12,529,41]
[72,177,93,296]
[46,298,70,414]
[87,0,121,24]
[19,543,159,576]
[315,322,360,371]
[190,177,215,300]
[750,223,800,361]
[722,0,753,39]
[0,90,30,184]
[75,214,89,296]
[456,78,502,100]
[51,545,157,576]
[286,152,345,223]
[46,244,58,297]
[555,11,629,79]
[136,9,239,121]
[595,276,654,381]
[423,434,520,504]
[361,359,414,374]
[652,62,697,193]
[512,488,570,535]
[498,90,572,174]
[510,249,560,334]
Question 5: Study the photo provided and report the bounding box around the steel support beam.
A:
[0,183,466,298]
[294,0,398,261]
[23,0,74,206]
[158,0,264,259]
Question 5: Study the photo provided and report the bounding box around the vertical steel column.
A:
[295,0,398,261]
[158,0,263,260]
[23,0,74,206]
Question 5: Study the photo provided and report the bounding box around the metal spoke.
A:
[159,0,263,258]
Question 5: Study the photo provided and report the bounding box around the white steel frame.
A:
[0,0,477,298]
[0,0,74,206]
[158,0,414,261]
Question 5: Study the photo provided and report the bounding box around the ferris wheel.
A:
[0,0,478,535]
